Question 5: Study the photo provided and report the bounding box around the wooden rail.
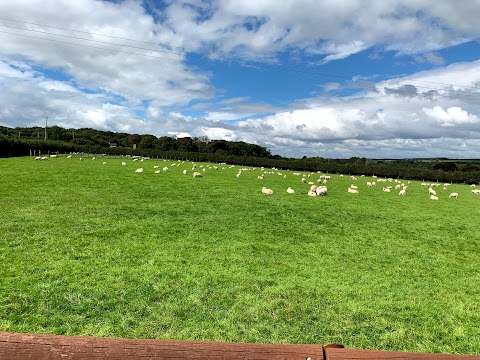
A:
[0,332,479,360]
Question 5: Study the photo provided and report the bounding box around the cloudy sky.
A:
[0,0,479,158]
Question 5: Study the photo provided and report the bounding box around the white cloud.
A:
[423,106,480,127]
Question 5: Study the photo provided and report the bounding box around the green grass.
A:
[1,156,479,354]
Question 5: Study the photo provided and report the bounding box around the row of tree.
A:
[0,126,271,158]
[1,126,480,184]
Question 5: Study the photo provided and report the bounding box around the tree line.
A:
[1,125,479,184]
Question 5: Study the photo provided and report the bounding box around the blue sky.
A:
[0,0,479,158]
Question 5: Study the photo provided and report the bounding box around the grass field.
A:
[0,155,479,354]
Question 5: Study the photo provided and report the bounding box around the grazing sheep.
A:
[307,190,317,197]
[50,154,57,158]
[122,162,127,166]
[316,186,328,196]
[183,170,188,175]
[41,156,48,160]
[383,187,391,193]
[66,155,72,159]
[92,156,96,160]
[79,157,83,161]
[153,165,160,169]
[449,192,459,199]
[430,195,439,200]
[399,189,406,196]
[154,170,161,174]
[193,172,203,178]
[348,187,359,194]
[102,162,107,165]
[163,166,168,172]
[236,173,241,179]
[310,185,318,192]
[135,168,144,173]
[308,181,314,185]
[257,175,264,180]
[301,178,306,183]
[470,184,476,188]
[34,156,41,160]
[286,187,295,194]
[429,188,437,196]
[262,187,273,195]
[350,185,358,189]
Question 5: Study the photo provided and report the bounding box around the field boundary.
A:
[1,332,479,360]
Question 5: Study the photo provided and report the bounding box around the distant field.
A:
[0,156,479,354]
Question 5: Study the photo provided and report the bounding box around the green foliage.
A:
[0,156,479,354]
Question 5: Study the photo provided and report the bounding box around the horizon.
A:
[0,1,479,159]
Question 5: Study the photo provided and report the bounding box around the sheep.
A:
[286,187,295,194]
[102,162,107,165]
[399,189,406,196]
[50,154,57,158]
[41,156,48,160]
[34,156,41,160]
[153,165,160,169]
[257,175,264,180]
[383,187,391,193]
[470,184,476,188]
[429,188,437,196]
[308,181,314,185]
[350,185,358,189]
[472,189,480,195]
[261,187,273,195]
[307,190,317,197]
[183,170,188,175]
[348,187,359,194]
[310,185,318,192]
[163,166,168,172]
[430,195,439,200]
[79,157,83,161]
[301,178,306,183]
[236,173,241,179]
[121,162,126,166]
[316,186,328,196]
[449,192,459,199]
[154,170,161,174]
[66,155,72,159]
[135,168,144,173]
[193,172,203,178]
[92,156,96,160]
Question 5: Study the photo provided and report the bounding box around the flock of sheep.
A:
[36,154,478,201]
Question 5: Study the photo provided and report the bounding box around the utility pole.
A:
[44,116,48,141]
[72,128,75,140]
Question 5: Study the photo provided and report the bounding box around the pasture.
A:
[0,156,479,354]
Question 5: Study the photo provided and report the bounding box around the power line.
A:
[0,29,183,61]
[0,23,478,100]
[0,16,478,90]
[0,23,185,57]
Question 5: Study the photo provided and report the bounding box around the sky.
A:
[0,0,479,158]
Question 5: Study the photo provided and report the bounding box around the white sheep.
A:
[34,156,41,160]
[102,162,107,165]
[430,195,439,200]
[183,170,188,175]
[92,156,96,160]
[135,168,144,173]
[262,187,273,195]
[399,189,406,196]
[316,186,328,196]
[472,189,480,195]
[429,188,437,196]
[449,192,459,199]
[301,178,306,183]
[50,154,57,158]
[66,155,72,159]
[154,170,161,174]
[163,166,168,172]
[310,185,318,192]
[122,162,126,166]
[193,172,203,178]
[383,187,391,193]
[350,185,358,189]
[286,187,295,194]
[348,187,359,194]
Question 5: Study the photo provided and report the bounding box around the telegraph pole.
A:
[44,116,48,141]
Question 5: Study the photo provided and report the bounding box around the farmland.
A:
[0,156,479,354]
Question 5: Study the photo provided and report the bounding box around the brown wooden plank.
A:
[0,332,326,360]
[325,348,480,360]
